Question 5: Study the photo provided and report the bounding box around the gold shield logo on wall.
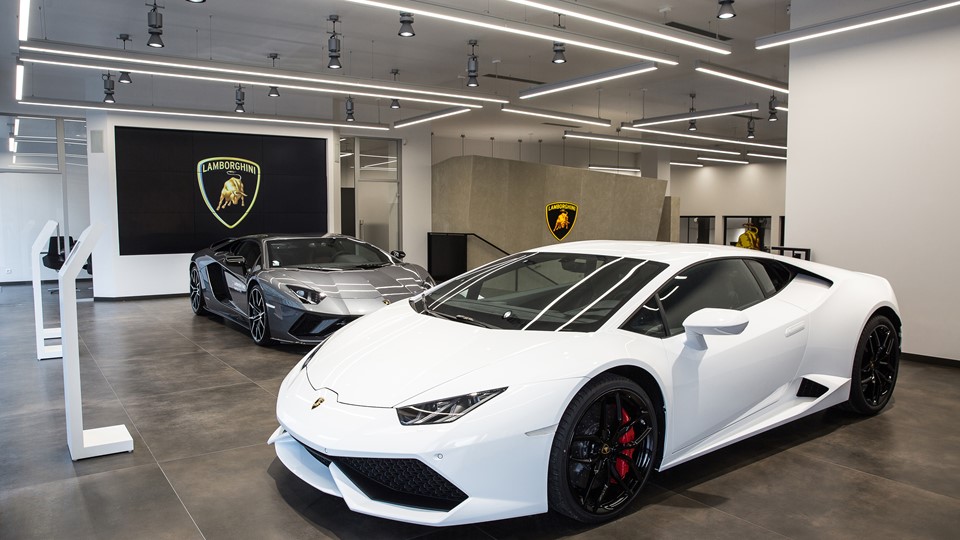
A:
[197,157,261,229]
[546,202,578,241]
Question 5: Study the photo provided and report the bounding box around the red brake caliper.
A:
[614,409,636,480]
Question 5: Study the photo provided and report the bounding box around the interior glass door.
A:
[354,138,400,252]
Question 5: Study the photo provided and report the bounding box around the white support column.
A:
[59,223,134,460]
[32,220,63,360]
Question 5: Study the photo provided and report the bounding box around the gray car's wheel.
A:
[844,315,899,415]
[248,284,273,346]
[548,374,659,523]
[189,265,207,316]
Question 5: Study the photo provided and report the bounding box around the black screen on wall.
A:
[115,126,327,255]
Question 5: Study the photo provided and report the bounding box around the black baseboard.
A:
[94,293,189,301]
[902,352,958,367]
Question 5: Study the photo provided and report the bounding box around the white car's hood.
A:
[304,303,584,408]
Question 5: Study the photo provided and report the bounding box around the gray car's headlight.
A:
[396,388,506,425]
[285,284,325,305]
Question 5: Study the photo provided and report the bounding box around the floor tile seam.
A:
[117,379,274,402]
[78,336,161,465]
[782,446,960,503]
[0,461,162,498]
[156,441,269,465]
[155,460,209,540]
[647,481,793,538]
[164,322,261,387]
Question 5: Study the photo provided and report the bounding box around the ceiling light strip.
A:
[746,152,787,160]
[694,60,789,94]
[15,61,25,101]
[20,40,507,104]
[506,0,732,55]
[393,107,471,128]
[19,53,483,109]
[520,62,658,99]
[698,156,749,164]
[564,131,742,156]
[756,0,960,49]
[501,104,610,127]
[19,1,30,41]
[670,161,704,167]
[621,126,788,151]
[774,105,789,112]
[18,98,391,130]
[631,103,759,127]
[587,165,642,172]
[343,0,679,65]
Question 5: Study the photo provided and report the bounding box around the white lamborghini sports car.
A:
[269,241,901,526]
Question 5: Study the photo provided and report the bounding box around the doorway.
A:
[339,137,401,252]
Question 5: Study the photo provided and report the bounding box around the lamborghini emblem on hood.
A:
[312,396,325,409]
[546,202,578,241]
[197,157,261,229]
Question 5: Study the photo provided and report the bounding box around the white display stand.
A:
[32,220,63,360]
[59,223,134,460]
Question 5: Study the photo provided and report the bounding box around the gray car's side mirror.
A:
[682,308,749,350]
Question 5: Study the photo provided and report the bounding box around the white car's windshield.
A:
[414,252,667,331]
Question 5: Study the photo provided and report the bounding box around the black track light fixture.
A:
[345,96,355,122]
[552,42,566,64]
[102,72,116,104]
[267,53,280,97]
[687,93,697,131]
[768,94,779,122]
[717,0,736,20]
[398,12,415,37]
[117,34,133,83]
[747,117,756,139]
[328,15,342,69]
[235,84,245,113]
[466,40,479,88]
[147,1,164,48]
[186,0,206,3]
[390,69,401,109]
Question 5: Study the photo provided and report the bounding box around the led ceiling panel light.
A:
[564,131,742,156]
[588,165,642,173]
[15,60,24,101]
[757,0,960,49]
[18,53,485,109]
[621,126,788,151]
[18,97,391,130]
[694,60,789,94]
[698,156,749,164]
[393,107,472,128]
[20,40,507,104]
[506,0,732,55]
[344,0,679,64]
[19,0,30,41]
[501,104,610,127]
[631,103,759,127]
[670,161,704,167]
[519,62,657,99]
[746,152,787,160]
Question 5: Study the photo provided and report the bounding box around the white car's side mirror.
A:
[682,308,749,350]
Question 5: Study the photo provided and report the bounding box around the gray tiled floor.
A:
[1,283,958,539]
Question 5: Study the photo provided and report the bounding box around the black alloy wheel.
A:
[248,284,272,346]
[189,265,207,315]
[845,315,899,414]
[548,374,659,523]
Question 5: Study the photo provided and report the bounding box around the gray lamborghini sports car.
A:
[189,234,435,345]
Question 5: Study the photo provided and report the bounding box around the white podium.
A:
[59,223,134,460]
[32,220,63,360]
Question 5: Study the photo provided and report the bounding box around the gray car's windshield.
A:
[414,252,667,332]
[266,237,390,269]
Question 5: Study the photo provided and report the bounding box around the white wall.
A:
[87,111,339,298]
[432,135,642,174]
[400,124,432,269]
[664,162,786,245]
[787,0,960,360]
[0,164,90,283]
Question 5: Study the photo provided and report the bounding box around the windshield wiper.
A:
[354,262,390,269]
[294,266,342,272]
[421,305,497,329]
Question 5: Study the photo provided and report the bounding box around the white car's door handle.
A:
[785,322,806,338]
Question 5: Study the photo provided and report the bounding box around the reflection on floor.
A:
[1,283,958,539]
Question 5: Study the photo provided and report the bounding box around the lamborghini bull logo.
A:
[197,157,261,229]
[216,174,247,211]
[546,202,578,241]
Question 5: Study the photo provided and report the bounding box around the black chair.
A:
[41,236,73,271]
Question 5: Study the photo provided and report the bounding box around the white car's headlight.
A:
[396,388,506,425]
[285,284,325,305]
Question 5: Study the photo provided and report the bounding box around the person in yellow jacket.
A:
[736,222,761,250]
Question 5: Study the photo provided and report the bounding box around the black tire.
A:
[189,264,208,316]
[548,374,659,523]
[248,284,273,346]
[844,315,899,415]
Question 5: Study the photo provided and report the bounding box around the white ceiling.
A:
[3,0,793,149]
